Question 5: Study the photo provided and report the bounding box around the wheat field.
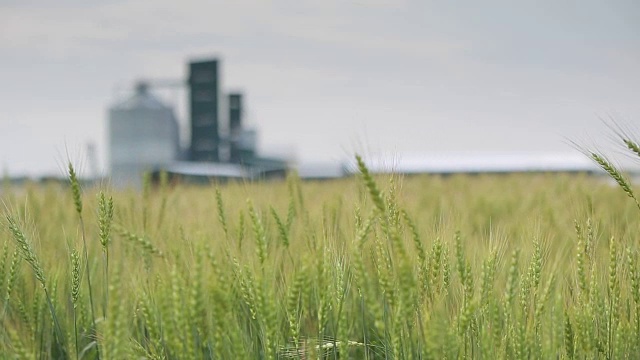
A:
[1,149,640,358]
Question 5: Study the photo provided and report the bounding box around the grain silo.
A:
[108,82,180,188]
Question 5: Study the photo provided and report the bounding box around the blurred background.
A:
[1,0,638,185]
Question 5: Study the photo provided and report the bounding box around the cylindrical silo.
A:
[108,82,180,188]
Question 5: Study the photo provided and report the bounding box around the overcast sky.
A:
[1,0,639,177]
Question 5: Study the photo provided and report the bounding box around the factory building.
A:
[107,56,288,187]
[108,82,180,188]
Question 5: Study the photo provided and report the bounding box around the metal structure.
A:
[228,93,246,163]
[107,56,290,185]
[108,82,180,188]
[189,59,220,162]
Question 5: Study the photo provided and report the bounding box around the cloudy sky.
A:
[1,0,639,177]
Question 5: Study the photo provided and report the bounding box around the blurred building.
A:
[189,59,220,162]
[228,93,258,163]
[107,57,288,187]
[108,82,180,188]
